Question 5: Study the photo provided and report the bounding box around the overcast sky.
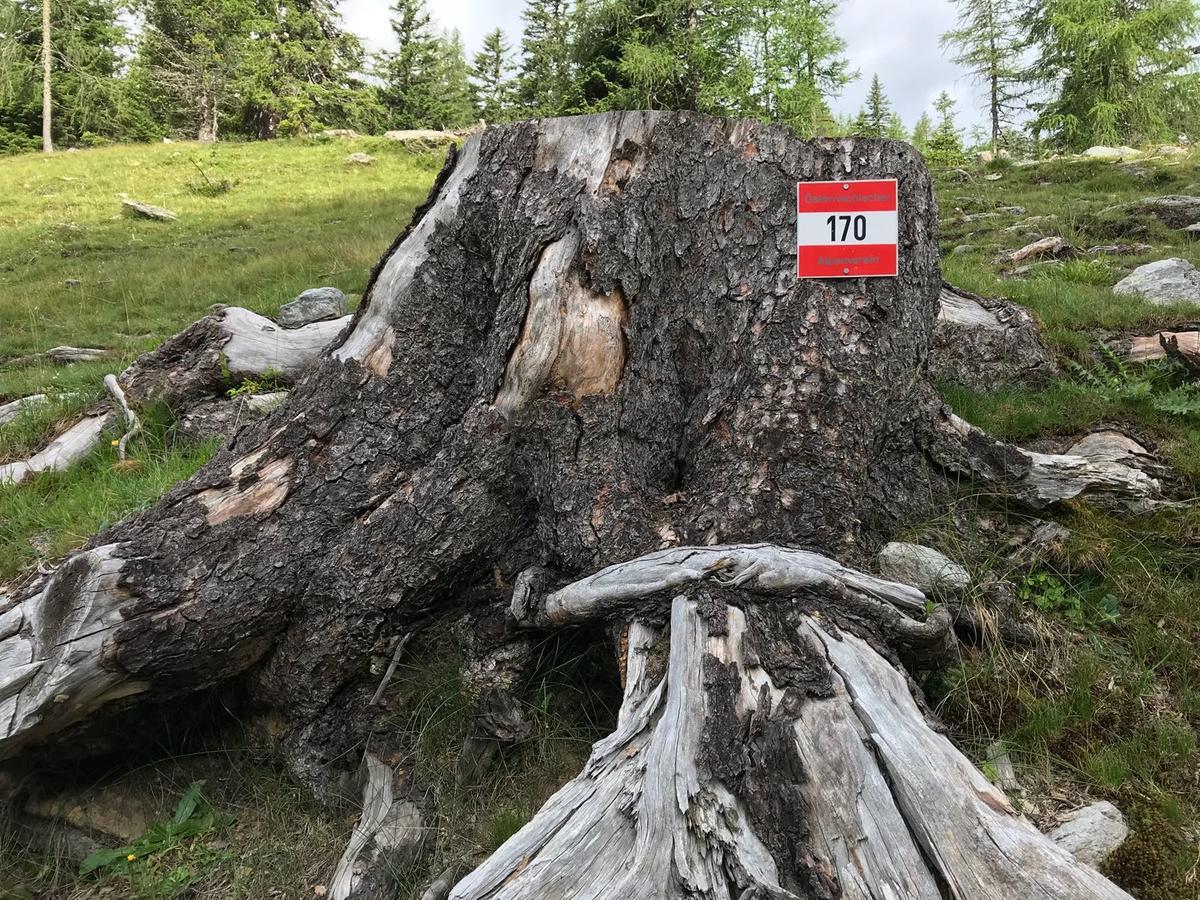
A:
[340,0,988,132]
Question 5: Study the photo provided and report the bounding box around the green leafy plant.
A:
[226,368,285,398]
[79,781,230,877]
[1067,345,1153,401]
[1018,572,1118,627]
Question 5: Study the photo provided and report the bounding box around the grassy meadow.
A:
[2,139,1200,897]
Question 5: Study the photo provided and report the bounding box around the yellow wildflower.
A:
[127,853,137,861]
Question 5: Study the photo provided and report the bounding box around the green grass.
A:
[0,136,446,582]
[0,137,446,360]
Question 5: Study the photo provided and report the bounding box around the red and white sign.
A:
[796,179,898,279]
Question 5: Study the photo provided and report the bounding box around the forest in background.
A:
[2,0,1200,160]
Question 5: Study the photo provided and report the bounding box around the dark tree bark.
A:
[0,112,1143,897]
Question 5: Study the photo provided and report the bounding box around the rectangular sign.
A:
[797,179,899,278]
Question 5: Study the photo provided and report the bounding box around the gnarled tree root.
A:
[451,546,1129,899]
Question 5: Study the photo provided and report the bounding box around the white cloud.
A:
[340,0,988,130]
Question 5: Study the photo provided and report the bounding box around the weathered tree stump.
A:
[0,112,1138,897]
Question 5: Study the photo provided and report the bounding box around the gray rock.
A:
[932,284,1057,390]
[278,286,348,328]
[877,541,971,594]
[1112,195,1200,229]
[1047,801,1129,868]
[346,152,375,165]
[384,129,457,144]
[120,197,177,221]
[1112,258,1200,305]
[1084,146,1142,161]
[950,244,974,255]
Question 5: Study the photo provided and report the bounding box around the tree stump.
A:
[0,112,1135,897]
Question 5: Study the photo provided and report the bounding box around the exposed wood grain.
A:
[0,411,112,486]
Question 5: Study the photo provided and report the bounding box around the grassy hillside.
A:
[2,139,1200,898]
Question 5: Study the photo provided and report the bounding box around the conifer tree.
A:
[941,0,1028,151]
[517,0,574,115]
[471,27,514,124]
[925,90,965,167]
[1026,0,1200,148]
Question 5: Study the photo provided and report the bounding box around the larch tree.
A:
[911,110,933,152]
[736,0,856,135]
[941,0,1029,152]
[1026,0,1200,149]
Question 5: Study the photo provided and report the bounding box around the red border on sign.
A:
[798,244,898,279]
[797,179,897,213]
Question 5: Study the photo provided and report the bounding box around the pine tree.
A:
[925,90,965,167]
[941,0,1028,151]
[471,27,514,124]
[1026,0,1200,149]
[517,0,574,115]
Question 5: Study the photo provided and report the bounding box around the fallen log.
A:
[0,411,112,486]
[0,112,1141,896]
[120,306,350,405]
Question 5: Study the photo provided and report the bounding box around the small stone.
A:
[278,287,348,328]
[1112,257,1200,305]
[877,542,971,594]
[65,278,81,287]
[984,172,1003,181]
[950,244,974,255]
[120,197,177,221]
[346,152,375,166]
[1047,801,1129,868]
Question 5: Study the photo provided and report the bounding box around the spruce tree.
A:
[0,0,128,150]
[925,90,965,167]
[853,74,893,137]
[471,27,514,124]
[941,0,1028,151]
[132,0,259,142]
[517,0,574,115]
[232,0,378,138]
[377,0,473,130]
